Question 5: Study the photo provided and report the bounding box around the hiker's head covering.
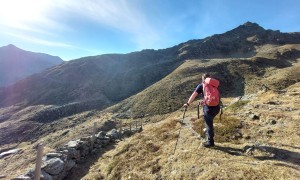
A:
[202,73,210,81]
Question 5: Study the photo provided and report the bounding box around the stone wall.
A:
[12,126,142,180]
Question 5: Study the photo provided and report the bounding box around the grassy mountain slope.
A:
[110,44,300,118]
[82,52,300,179]
[0,51,180,107]
[83,102,300,179]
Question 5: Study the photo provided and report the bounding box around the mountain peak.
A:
[1,44,21,51]
[225,21,265,36]
[238,21,265,31]
[6,44,17,48]
[242,21,261,27]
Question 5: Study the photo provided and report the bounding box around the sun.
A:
[0,0,50,26]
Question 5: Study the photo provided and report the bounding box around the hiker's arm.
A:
[183,91,198,107]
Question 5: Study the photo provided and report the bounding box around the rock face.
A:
[178,22,300,60]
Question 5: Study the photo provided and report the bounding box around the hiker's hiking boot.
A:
[202,141,215,147]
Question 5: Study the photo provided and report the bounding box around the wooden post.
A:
[119,120,123,132]
[91,122,96,149]
[118,120,123,139]
[34,144,44,180]
[129,123,132,132]
[140,119,143,130]
[135,120,138,130]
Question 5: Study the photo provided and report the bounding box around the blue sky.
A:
[0,0,299,61]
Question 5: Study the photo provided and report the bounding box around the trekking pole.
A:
[219,107,223,121]
[173,106,187,155]
[197,104,200,119]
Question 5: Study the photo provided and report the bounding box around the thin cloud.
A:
[56,0,161,49]
[6,32,74,48]
[0,0,164,51]
[0,0,72,36]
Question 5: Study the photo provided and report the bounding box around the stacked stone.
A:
[13,126,142,180]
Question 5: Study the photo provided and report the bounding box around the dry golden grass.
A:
[82,108,300,180]
[80,65,300,179]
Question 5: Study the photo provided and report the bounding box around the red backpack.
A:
[202,78,220,106]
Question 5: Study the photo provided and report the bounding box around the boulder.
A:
[45,153,67,162]
[46,153,63,158]
[66,140,82,149]
[65,160,76,171]
[78,144,90,157]
[95,131,106,139]
[107,129,120,139]
[11,175,31,180]
[63,148,80,160]
[0,149,21,158]
[122,129,132,137]
[43,158,65,175]
[99,139,110,146]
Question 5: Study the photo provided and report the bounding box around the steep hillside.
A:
[0,50,181,108]
[82,91,300,179]
[0,44,63,87]
[83,56,300,180]
[110,44,300,118]
[0,53,181,145]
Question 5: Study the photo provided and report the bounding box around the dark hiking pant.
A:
[203,105,220,144]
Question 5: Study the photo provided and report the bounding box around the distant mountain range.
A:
[0,22,299,110]
[0,44,63,87]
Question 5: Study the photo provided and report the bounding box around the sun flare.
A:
[0,0,50,25]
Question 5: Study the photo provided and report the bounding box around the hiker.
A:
[183,73,221,147]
